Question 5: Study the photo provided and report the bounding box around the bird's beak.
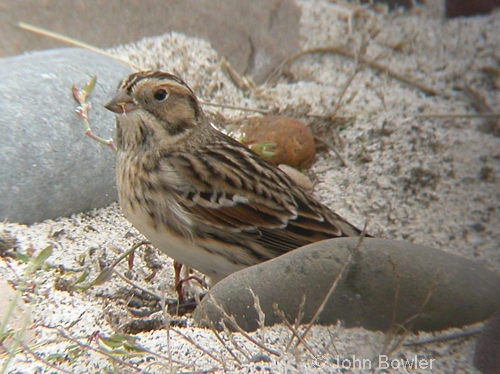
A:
[104,89,138,114]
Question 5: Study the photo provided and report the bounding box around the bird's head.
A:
[105,71,203,140]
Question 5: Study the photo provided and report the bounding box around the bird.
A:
[105,70,367,285]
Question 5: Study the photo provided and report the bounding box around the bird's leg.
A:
[174,261,206,304]
[173,260,185,303]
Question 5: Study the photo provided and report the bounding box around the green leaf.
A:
[0,328,15,344]
[73,270,89,285]
[100,337,124,349]
[249,142,277,158]
[110,333,139,344]
[46,352,67,362]
[14,251,30,263]
[89,266,114,287]
[100,333,139,349]
[260,150,276,158]
[33,245,53,267]
[123,342,147,352]
[83,76,97,95]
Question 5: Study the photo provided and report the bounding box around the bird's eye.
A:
[154,89,168,102]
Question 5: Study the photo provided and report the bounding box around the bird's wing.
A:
[159,136,362,254]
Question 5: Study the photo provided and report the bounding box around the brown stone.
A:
[242,116,316,169]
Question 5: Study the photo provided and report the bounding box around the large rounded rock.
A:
[0,48,132,224]
[474,310,500,374]
[2,1,300,84]
[194,238,500,332]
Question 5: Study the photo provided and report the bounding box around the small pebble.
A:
[241,116,316,169]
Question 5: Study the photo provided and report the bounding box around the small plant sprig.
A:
[72,76,116,152]
[247,141,276,159]
[0,245,53,373]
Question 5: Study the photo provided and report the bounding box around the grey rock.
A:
[0,48,132,224]
[474,310,500,374]
[0,0,300,84]
[194,238,500,332]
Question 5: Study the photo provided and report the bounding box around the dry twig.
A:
[265,46,447,98]
[18,22,141,70]
[205,294,280,357]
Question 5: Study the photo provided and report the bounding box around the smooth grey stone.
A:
[194,238,500,332]
[474,310,500,374]
[0,48,132,224]
[1,0,300,84]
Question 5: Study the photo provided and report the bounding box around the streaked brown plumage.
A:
[105,71,366,283]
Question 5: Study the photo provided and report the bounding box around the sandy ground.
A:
[1,1,499,372]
